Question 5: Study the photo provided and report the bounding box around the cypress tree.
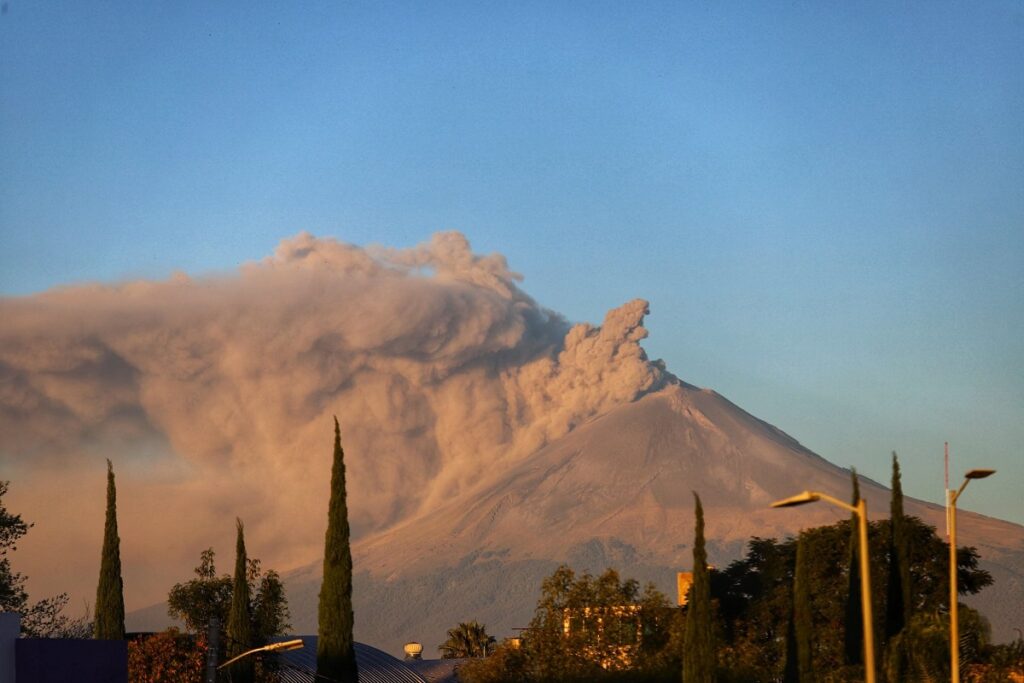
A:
[94,459,125,639]
[783,610,799,683]
[683,492,714,683]
[844,468,862,665]
[317,417,358,682]
[226,518,253,683]
[886,453,912,640]
[793,533,814,682]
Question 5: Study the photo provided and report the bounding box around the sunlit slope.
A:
[278,384,1023,654]
[354,384,1021,571]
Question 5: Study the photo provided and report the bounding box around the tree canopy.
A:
[317,417,358,682]
[167,547,290,645]
[94,460,125,639]
[711,515,992,681]
[439,620,496,659]
[459,510,1015,683]
[461,565,681,683]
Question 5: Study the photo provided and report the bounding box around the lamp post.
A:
[217,639,305,672]
[948,468,995,683]
[772,491,875,683]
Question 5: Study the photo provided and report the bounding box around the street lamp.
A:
[948,468,995,683]
[218,639,305,671]
[772,490,876,683]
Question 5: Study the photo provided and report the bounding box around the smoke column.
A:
[0,232,667,610]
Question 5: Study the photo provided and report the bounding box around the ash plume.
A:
[0,232,667,608]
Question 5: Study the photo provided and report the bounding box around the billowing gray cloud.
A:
[0,232,667,609]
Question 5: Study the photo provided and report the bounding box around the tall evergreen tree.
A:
[94,459,125,639]
[683,492,714,683]
[226,518,254,683]
[844,468,862,665]
[886,453,911,641]
[317,417,358,683]
[783,610,799,683]
[793,533,814,682]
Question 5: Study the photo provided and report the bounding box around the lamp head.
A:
[965,468,995,480]
[771,491,821,508]
[266,639,304,653]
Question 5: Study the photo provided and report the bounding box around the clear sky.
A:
[1,2,1022,523]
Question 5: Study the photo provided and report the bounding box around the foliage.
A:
[684,492,714,683]
[461,565,681,683]
[167,547,291,649]
[885,453,911,643]
[439,620,496,658]
[459,642,528,683]
[226,518,254,683]
[317,417,359,682]
[168,549,233,633]
[711,515,992,682]
[252,568,290,641]
[0,480,87,637]
[968,636,1024,682]
[460,509,1007,683]
[883,607,990,682]
[790,533,813,682]
[0,481,30,612]
[128,629,207,683]
[94,459,126,639]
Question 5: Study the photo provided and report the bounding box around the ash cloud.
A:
[0,231,667,608]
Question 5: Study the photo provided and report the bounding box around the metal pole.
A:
[206,617,220,683]
[857,498,876,683]
[950,492,960,683]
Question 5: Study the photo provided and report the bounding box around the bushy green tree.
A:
[226,519,254,683]
[461,565,678,683]
[317,417,358,682]
[711,516,992,682]
[439,620,496,658]
[94,460,125,639]
[167,548,290,644]
[683,492,714,683]
[167,549,233,633]
[252,567,290,642]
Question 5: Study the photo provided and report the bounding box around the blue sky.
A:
[1,1,1022,523]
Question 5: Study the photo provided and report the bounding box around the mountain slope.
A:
[276,383,1024,655]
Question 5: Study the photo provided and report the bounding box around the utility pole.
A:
[206,617,220,683]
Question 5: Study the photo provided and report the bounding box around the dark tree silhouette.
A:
[683,492,714,683]
[94,460,125,639]
[317,417,358,682]
[226,519,253,683]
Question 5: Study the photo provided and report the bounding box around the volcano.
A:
[18,233,1009,656]
[280,382,1024,655]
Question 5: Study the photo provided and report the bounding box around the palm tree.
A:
[439,621,496,659]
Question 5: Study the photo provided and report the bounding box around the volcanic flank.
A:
[282,383,1024,654]
[1,232,1020,654]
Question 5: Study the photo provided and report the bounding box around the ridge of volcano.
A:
[279,383,1024,655]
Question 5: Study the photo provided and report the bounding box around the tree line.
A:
[0,416,359,683]
[4,434,1024,682]
[457,456,1023,682]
